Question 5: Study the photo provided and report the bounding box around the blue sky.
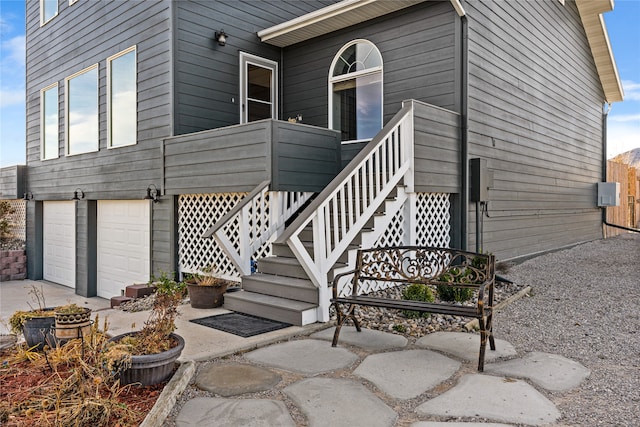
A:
[0,0,639,167]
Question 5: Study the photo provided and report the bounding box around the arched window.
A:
[329,40,383,143]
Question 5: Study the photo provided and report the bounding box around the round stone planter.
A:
[109,332,185,386]
[187,283,227,309]
[22,311,56,351]
[54,307,92,340]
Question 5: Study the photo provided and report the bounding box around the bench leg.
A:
[332,302,361,347]
[477,316,488,372]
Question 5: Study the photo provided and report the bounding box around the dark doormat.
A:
[189,313,292,338]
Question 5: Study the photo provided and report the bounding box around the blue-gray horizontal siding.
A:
[282,1,458,131]
[174,0,336,135]
[272,123,341,192]
[164,120,341,194]
[465,0,605,261]
[25,0,171,200]
[411,101,461,194]
[164,121,271,194]
[0,166,26,199]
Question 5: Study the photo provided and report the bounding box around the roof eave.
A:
[575,0,624,103]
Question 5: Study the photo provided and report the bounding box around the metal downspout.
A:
[460,14,469,250]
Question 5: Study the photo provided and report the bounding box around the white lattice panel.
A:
[2,199,26,241]
[417,193,450,247]
[178,193,249,279]
[338,193,451,297]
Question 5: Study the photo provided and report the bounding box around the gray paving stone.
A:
[311,326,408,351]
[195,363,281,396]
[244,339,358,375]
[354,349,460,399]
[284,377,397,427]
[412,423,514,427]
[416,331,517,362]
[484,351,591,391]
[175,397,295,427]
[415,374,560,426]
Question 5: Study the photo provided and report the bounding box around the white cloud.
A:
[0,89,23,108]
[609,113,640,123]
[622,80,640,101]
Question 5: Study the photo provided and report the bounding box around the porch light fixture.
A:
[72,188,85,200]
[23,192,33,201]
[144,184,160,203]
[215,30,227,46]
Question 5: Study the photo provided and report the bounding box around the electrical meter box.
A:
[597,182,620,207]
[470,158,493,202]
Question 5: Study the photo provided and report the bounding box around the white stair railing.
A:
[275,103,415,321]
[203,180,312,276]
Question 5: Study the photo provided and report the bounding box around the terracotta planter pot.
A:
[54,307,92,340]
[109,332,185,386]
[187,283,227,308]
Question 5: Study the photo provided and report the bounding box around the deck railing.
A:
[203,180,312,276]
[275,103,415,321]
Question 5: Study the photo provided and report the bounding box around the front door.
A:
[240,53,278,123]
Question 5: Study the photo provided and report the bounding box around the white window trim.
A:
[40,0,59,26]
[70,0,79,5]
[328,39,384,144]
[40,82,59,161]
[239,52,278,124]
[65,63,100,156]
[107,46,137,149]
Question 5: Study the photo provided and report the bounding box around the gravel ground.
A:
[495,233,640,426]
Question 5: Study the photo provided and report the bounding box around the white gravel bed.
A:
[495,233,640,426]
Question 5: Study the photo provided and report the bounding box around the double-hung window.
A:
[65,65,99,156]
[108,46,137,148]
[41,83,59,160]
[40,0,58,25]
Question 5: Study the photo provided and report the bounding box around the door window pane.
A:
[240,53,277,123]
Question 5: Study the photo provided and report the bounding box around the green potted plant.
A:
[105,272,186,386]
[185,264,230,309]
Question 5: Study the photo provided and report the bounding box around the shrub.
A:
[401,283,434,319]
[436,267,474,302]
[0,201,16,242]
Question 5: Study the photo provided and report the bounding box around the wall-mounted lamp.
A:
[214,30,227,46]
[23,192,33,201]
[144,184,160,203]
[72,188,85,200]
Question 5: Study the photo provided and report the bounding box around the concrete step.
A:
[223,291,317,326]
[241,273,318,304]
[256,256,308,279]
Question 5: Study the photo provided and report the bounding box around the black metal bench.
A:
[331,246,496,371]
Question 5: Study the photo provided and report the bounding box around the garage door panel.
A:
[43,202,76,288]
[97,201,150,299]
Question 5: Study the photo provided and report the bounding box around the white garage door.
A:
[43,201,76,288]
[97,201,150,299]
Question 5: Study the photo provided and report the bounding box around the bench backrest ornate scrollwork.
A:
[352,246,494,295]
